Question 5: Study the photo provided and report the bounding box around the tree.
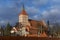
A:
[4,23,12,36]
[0,26,4,36]
[47,20,49,26]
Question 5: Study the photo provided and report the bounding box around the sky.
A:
[0,0,60,25]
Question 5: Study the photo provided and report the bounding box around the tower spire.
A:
[19,3,28,15]
[22,3,25,10]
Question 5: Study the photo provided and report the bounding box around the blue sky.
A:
[0,0,60,25]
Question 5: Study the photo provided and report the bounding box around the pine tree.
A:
[0,26,4,36]
[47,20,49,26]
[0,25,5,36]
[4,23,12,36]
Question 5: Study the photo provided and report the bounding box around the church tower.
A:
[19,5,30,27]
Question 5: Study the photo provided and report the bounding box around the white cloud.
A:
[52,0,60,3]
[31,0,60,6]
[33,15,38,19]
[0,20,8,25]
[31,15,40,20]
[26,6,42,20]
[42,11,48,18]
[0,18,18,25]
[42,6,60,22]
[32,0,49,6]
[0,20,5,24]
[42,9,60,18]
[26,6,40,14]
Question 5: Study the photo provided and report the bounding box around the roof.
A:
[28,19,48,29]
[19,10,28,15]
[19,4,28,16]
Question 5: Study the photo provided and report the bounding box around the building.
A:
[11,5,48,37]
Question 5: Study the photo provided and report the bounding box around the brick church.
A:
[11,5,48,37]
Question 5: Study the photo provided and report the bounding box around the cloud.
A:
[0,7,18,25]
[0,20,5,24]
[33,15,38,18]
[32,0,49,6]
[32,15,39,20]
[0,0,22,25]
[25,6,42,20]
[42,5,60,22]
[16,0,60,23]
[0,20,8,25]
[0,0,60,25]
[26,6,40,14]
[0,17,18,25]
[52,0,60,3]
[0,0,21,8]
[31,0,60,7]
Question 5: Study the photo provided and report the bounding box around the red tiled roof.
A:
[19,9,28,16]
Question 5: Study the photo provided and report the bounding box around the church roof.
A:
[19,4,28,16]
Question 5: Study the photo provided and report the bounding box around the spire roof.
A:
[19,4,28,16]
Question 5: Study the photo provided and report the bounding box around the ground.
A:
[0,36,60,40]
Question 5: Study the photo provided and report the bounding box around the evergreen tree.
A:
[4,23,12,36]
[47,20,49,26]
[1,27,4,36]
[0,26,4,36]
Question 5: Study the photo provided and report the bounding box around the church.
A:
[11,5,48,37]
